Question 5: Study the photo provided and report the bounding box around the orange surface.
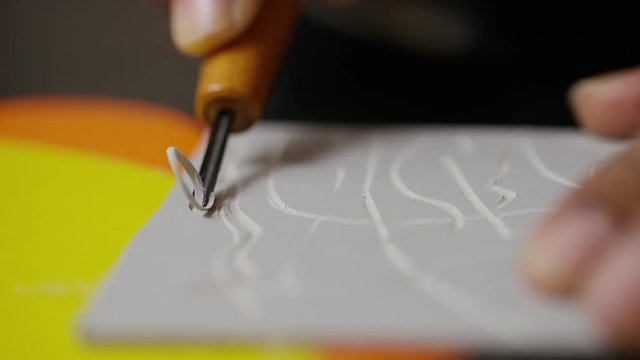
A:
[325,346,463,360]
[0,96,203,168]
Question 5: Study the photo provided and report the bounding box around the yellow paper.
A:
[0,138,316,360]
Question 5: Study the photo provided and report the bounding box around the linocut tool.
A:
[195,0,299,206]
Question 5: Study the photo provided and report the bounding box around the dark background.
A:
[1,1,638,126]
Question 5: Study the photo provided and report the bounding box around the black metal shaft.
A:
[199,109,234,206]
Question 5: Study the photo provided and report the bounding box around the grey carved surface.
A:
[81,124,623,352]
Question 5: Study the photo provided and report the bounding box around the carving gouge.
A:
[194,0,299,206]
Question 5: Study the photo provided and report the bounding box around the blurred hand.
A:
[523,66,640,349]
[169,0,474,57]
[170,0,264,56]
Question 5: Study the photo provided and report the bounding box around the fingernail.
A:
[170,0,260,56]
[569,72,626,105]
[570,77,606,102]
[584,235,640,347]
[571,67,640,99]
[523,206,614,293]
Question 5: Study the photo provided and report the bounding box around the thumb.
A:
[522,141,640,346]
[523,141,640,293]
[170,0,263,56]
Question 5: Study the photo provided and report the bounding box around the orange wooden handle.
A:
[194,0,299,132]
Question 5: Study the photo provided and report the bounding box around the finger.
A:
[569,66,640,139]
[584,230,640,350]
[170,0,263,56]
[522,140,640,294]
